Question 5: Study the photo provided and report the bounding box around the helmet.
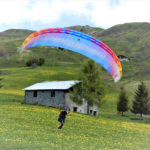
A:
[64,107,67,110]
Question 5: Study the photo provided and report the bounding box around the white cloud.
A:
[23,0,91,24]
[90,0,150,28]
[1,0,150,31]
[0,0,30,24]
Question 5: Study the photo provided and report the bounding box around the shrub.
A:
[26,57,45,67]
[38,58,45,66]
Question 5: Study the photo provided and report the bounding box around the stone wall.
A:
[25,90,65,107]
[25,90,98,116]
[65,93,98,116]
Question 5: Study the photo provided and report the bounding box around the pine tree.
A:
[70,60,105,114]
[117,88,129,116]
[131,81,150,117]
[70,82,83,105]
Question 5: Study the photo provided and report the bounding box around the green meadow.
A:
[1,23,150,149]
[0,66,150,150]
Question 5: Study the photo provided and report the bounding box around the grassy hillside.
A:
[0,93,150,150]
[0,66,149,150]
[98,23,150,81]
[0,23,150,149]
[1,23,150,81]
[69,25,104,36]
[0,29,33,41]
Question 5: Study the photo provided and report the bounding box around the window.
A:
[93,111,97,116]
[51,91,55,97]
[90,110,93,115]
[73,107,78,112]
[33,91,37,97]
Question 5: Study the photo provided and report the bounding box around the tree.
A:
[70,60,105,114]
[38,57,45,66]
[70,82,83,105]
[26,57,45,67]
[131,81,150,117]
[117,88,129,116]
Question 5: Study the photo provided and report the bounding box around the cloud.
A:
[0,0,30,24]
[109,0,121,8]
[0,0,92,31]
[23,0,91,24]
[0,0,150,31]
[88,0,150,28]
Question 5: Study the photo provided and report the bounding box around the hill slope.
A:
[0,23,150,81]
[0,92,150,150]
[0,24,150,150]
[98,23,150,81]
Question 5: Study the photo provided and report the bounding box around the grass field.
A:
[0,66,150,150]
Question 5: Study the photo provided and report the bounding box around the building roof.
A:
[23,80,80,91]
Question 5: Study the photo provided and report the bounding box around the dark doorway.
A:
[90,110,93,115]
[73,107,78,112]
[51,91,55,97]
[93,111,97,116]
[33,91,37,97]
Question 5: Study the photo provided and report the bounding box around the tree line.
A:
[117,81,150,117]
[71,59,150,117]
[70,59,105,114]
[26,57,45,67]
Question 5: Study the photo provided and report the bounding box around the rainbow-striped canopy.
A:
[21,28,122,82]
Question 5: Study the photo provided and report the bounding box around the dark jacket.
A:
[59,111,67,120]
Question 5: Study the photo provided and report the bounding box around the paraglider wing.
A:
[21,28,122,82]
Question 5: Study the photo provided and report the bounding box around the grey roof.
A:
[23,80,80,91]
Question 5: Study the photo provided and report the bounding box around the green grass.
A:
[1,23,150,81]
[0,66,150,149]
[0,66,79,91]
[0,23,150,149]
[0,93,150,150]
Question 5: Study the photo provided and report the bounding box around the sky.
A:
[0,0,150,32]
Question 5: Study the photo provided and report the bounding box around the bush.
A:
[38,58,45,66]
[31,63,38,69]
[26,57,45,67]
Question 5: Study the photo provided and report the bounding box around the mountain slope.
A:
[0,26,104,68]
[96,23,150,81]
[0,23,150,81]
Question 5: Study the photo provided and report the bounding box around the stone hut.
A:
[23,81,98,116]
[118,55,130,61]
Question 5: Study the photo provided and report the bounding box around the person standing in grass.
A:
[58,107,68,129]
